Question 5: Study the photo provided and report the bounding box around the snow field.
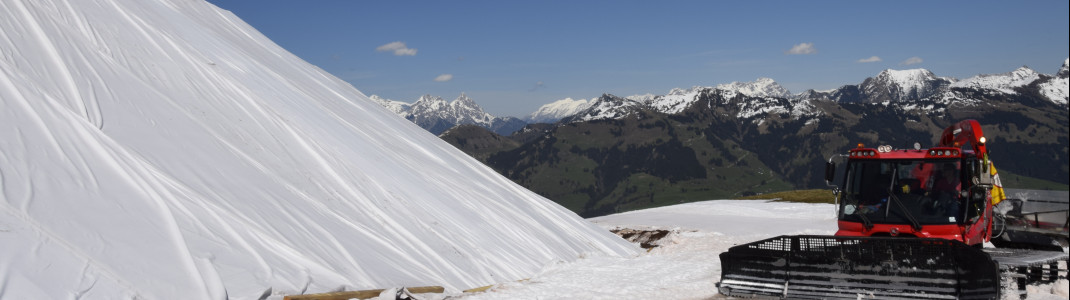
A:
[441,200,838,299]
[423,200,1067,300]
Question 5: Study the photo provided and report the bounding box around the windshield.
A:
[839,159,963,225]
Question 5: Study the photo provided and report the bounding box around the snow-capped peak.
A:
[859,68,954,102]
[715,77,791,98]
[450,93,495,122]
[408,93,484,118]
[950,66,1039,94]
[625,93,657,102]
[1038,58,1069,105]
[876,69,946,88]
[371,93,528,134]
[413,94,447,106]
[527,97,593,123]
[667,86,710,96]
[369,94,412,117]
[1058,58,1069,78]
[452,92,475,106]
[406,93,497,129]
[567,94,645,122]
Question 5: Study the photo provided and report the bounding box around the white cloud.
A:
[433,74,453,82]
[901,56,923,66]
[376,41,417,56]
[785,43,816,55]
[857,56,882,63]
[529,81,546,91]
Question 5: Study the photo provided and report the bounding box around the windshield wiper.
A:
[885,165,922,231]
[847,194,874,230]
[888,192,923,231]
[857,209,874,230]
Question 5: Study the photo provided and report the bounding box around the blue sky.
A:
[207,0,1069,117]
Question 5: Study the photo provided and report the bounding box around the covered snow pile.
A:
[0,0,636,299]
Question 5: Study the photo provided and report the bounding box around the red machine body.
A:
[833,120,996,246]
[717,120,1068,300]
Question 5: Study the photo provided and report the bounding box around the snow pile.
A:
[0,0,636,299]
[1018,281,1070,300]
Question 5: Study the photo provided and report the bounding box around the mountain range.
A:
[547,65,1066,122]
[376,62,1068,136]
[434,60,1069,217]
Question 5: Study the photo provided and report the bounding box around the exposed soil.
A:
[610,228,674,249]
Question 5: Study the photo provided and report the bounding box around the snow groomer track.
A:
[718,235,1067,299]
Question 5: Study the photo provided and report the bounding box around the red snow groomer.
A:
[717,120,1068,299]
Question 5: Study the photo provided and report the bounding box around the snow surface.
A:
[0,0,636,299]
[452,200,838,299]
[415,200,1068,300]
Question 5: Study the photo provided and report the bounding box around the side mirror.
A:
[825,161,836,183]
[824,154,848,190]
